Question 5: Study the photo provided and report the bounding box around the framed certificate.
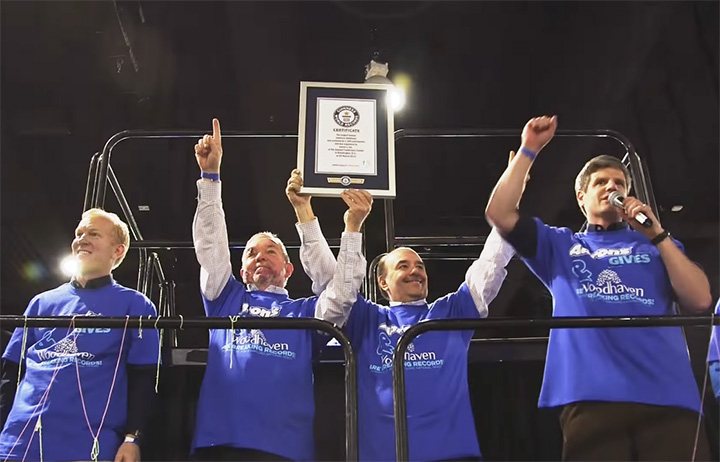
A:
[297,81,396,198]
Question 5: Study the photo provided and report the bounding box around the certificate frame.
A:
[297,81,396,199]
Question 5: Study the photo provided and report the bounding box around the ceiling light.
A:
[365,60,405,112]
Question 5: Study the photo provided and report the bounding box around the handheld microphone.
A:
[608,191,653,228]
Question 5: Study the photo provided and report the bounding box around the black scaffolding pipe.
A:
[94,130,298,209]
[83,153,101,213]
[127,239,342,250]
[392,315,718,461]
[384,128,643,254]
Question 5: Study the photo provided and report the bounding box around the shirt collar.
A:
[247,283,288,296]
[389,299,427,307]
[70,274,114,289]
[582,221,629,233]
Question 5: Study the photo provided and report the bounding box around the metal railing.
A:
[391,315,718,461]
[0,315,359,462]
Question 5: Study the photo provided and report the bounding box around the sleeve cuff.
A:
[340,231,363,251]
[196,179,222,202]
[483,227,516,267]
[296,218,323,243]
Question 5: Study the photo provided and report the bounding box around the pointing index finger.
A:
[212,118,221,141]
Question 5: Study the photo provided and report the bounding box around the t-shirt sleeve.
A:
[202,276,243,317]
[519,217,559,288]
[669,236,686,253]
[430,283,480,320]
[126,293,160,365]
[342,295,376,351]
[504,214,539,258]
[298,297,333,356]
[2,297,41,363]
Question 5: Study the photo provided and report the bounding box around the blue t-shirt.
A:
[523,218,701,411]
[192,276,321,461]
[0,281,159,462]
[706,300,720,363]
[706,300,720,399]
[345,283,481,461]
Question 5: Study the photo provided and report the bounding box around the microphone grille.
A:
[608,191,624,205]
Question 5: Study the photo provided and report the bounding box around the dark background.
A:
[1,1,718,460]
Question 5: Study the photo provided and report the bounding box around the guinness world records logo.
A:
[333,106,360,127]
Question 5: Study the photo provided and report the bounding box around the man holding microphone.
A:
[485,115,711,461]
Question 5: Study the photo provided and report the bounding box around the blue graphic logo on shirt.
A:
[239,304,281,318]
[571,260,593,283]
[575,269,654,305]
[35,329,102,368]
[608,253,651,266]
[222,303,296,359]
[403,342,443,369]
[370,326,444,374]
[224,329,295,359]
[33,311,108,368]
[377,333,394,357]
[569,244,634,259]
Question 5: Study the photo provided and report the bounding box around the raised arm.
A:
[313,189,372,326]
[287,169,337,295]
[192,118,232,301]
[468,150,531,316]
[465,228,516,317]
[486,115,557,235]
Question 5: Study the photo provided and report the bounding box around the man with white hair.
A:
[0,208,159,462]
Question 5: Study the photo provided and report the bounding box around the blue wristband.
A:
[520,147,537,161]
[201,172,220,181]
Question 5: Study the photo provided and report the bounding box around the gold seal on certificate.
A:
[297,82,396,198]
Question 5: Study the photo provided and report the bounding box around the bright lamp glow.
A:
[365,60,408,112]
[391,73,411,112]
[60,255,78,277]
[391,87,405,112]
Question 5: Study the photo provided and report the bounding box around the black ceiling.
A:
[1,1,718,335]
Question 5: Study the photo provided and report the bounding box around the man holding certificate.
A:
[287,169,515,461]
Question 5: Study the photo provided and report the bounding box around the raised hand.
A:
[341,189,373,233]
[194,118,223,174]
[286,169,315,223]
[521,115,557,154]
[286,169,311,209]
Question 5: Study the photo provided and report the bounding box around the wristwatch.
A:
[124,430,141,445]
[651,230,670,246]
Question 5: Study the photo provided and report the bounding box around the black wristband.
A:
[651,230,670,246]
